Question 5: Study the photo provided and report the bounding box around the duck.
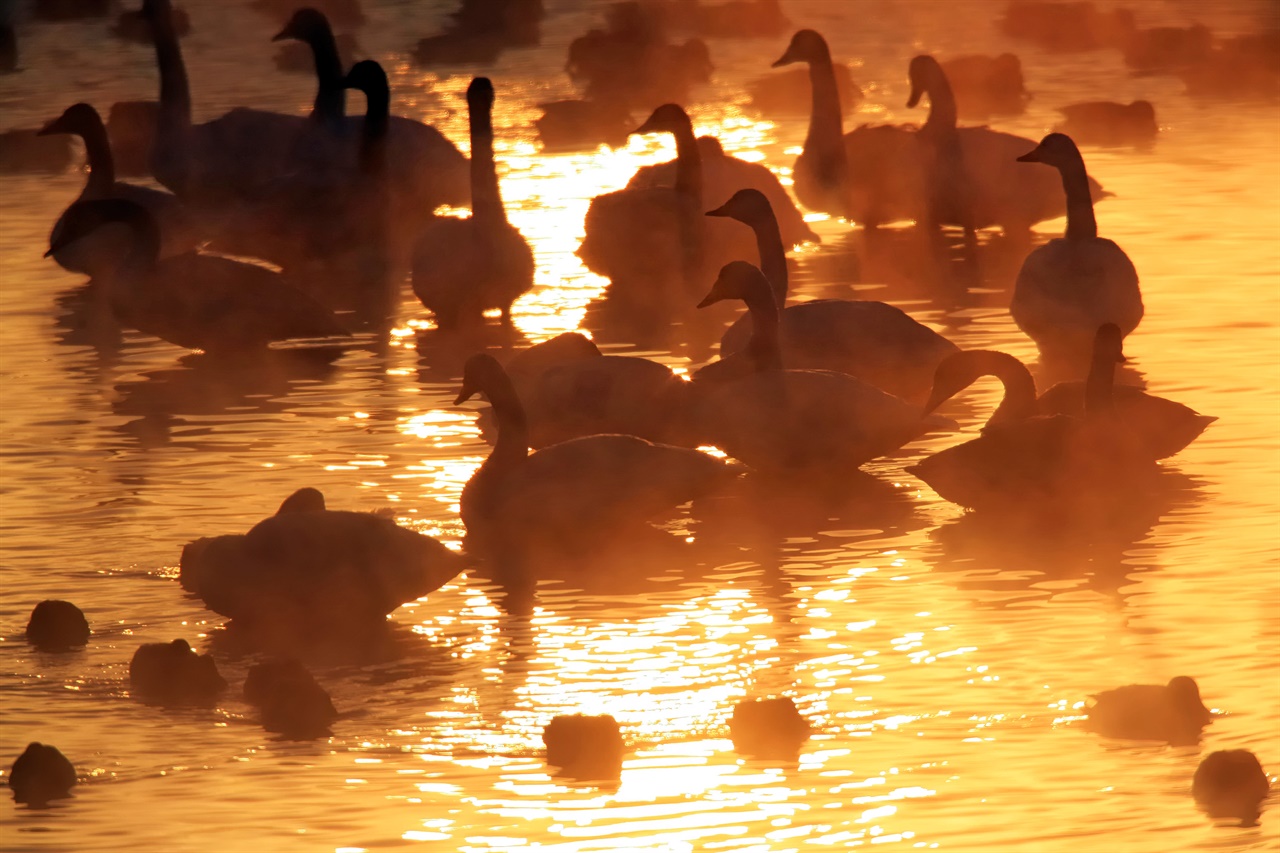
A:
[411,78,533,327]
[535,98,633,151]
[46,198,349,354]
[1053,100,1158,147]
[180,487,465,628]
[578,104,753,300]
[454,352,741,555]
[1011,133,1142,357]
[626,135,818,247]
[904,54,1108,234]
[708,189,959,400]
[745,60,862,119]
[908,340,1157,512]
[939,53,1031,120]
[498,332,692,447]
[410,0,543,67]
[129,639,226,706]
[1084,676,1212,744]
[923,328,1215,460]
[39,103,198,274]
[686,262,949,477]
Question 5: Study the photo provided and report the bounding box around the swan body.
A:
[1085,676,1212,744]
[708,189,957,399]
[1054,100,1158,147]
[1011,133,1142,355]
[47,199,348,353]
[180,487,464,627]
[578,104,753,299]
[456,353,741,553]
[626,135,818,247]
[412,78,533,326]
[105,100,157,177]
[40,103,197,273]
[503,333,690,447]
[687,262,946,476]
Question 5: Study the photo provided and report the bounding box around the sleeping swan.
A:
[46,198,348,353]
[39,102,197,273]
[686,261,950,477]
[708,189,958,400]
[411,77,533,326]
[1010,133,1142,357]
[180,487,464,628]
[455,352,741,555]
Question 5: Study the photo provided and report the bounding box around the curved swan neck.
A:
[1056,150,1098,240]
[479,369,530,470]
[358,88,389,175]
[742,274,783,372]
[956,350,1038,425]
[670,119,703,203]
[920,65,957,135]
[307,25,346,123]
[75,112,117,195]
[1084,344,1116,416]
[469,95,505,224]
[149,0,192,131]
[749,208,788,306]
[802,44,847,171]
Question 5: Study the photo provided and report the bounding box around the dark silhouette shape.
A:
[1084,676,1212,745]
[941,53,1030,120]
[1054,100,1158,148]
[535,99,632,152]
[244,659,337,739]
[105,100,158,177]
[129,639,227,707]
[730,697,810,758]
[1193,750,1270,825]
[25,600,90,651]
[8,743,76,807]
[113,4,190,43]
[411,0,542,67]
[543,714,624,780]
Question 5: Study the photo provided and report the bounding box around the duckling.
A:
[180,488,465,628]
[686,262,948,477]
[1193,750,1270,823]
[1054,100,1158,147]
[1011,133,1142,357]
[454,352,741,555]
[708,189,958,400]
[626,135,818,247]
[411,78,533,327]
[46,199,349,354]
[39,103,197,273]
[940,53,1030,120]
[1084,676,1212,744]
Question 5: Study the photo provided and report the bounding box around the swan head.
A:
[272,7,333,44]
[1093,323,1127,364]
[632,104,692,138]
[454,353,507,405]
[277,488,326,514]
[706,188,773,226]
[1016,132,1084,168]
[906,55,944,108]
[343,59,388,97]
[44,198,159,264]
[772,29,830,67]
[467,77,496,112]
[37,103,99,137]
[921,350,988,415]
[697,261,770,309]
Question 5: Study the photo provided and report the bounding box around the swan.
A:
[745,61,861,119]
[270,7,347,129]
[578,104,753,298]
[46,198,349,353]
[905,54,1108,234]
[1054,100,1158,147]
[1192,751,1271,823]
[454,352,741,554]
[923,329,1215,460]
[1084,676,1212,744]
[411,78,533,327]
[105,100,157,177]
[39,103,198,273]
[939,53,1030,120]
[708,189,959,400]
[686,262,949,476]
[626,135,818,247]
[500,332,692,447]
[180,487,465,628]
[1011,133,1142,356]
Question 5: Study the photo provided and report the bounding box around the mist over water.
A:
[1,1,1278,850]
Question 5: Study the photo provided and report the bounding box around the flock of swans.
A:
[9,0,1272,825]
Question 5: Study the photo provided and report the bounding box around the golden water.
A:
[1,1,1278,851]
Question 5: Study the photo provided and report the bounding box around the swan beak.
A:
[270,26,294,42]
[695,292,722,309]
[631,118,659,136]
[921,388,949,416]
[1016,147,1044,163]
[771,47,798,68]
[906,85,923,109]
[36,120,61,137]
[43,247,55,258]
[453,385,476,406]
[705,202,729,218]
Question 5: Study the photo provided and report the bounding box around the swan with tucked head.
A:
[708,189,958,399]
[454,352,741,556]
[39,102,197,272]
[1011,133,1142,357]
[46,198,348,353]
[411,78,533,327]
[686,262,949,477]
